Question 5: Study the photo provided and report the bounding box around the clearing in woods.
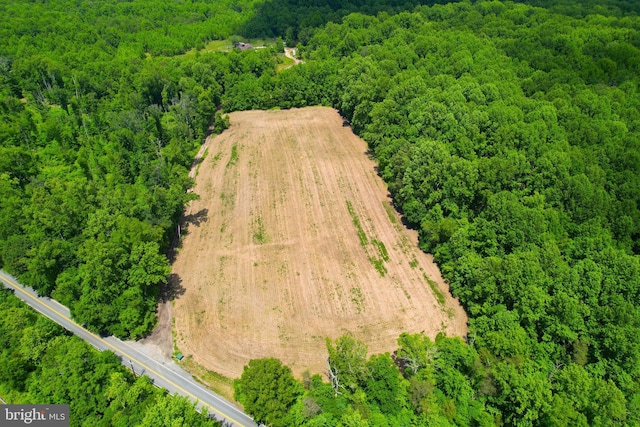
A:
[172,107,468,379]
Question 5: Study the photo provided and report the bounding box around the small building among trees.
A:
[234,42,253,51]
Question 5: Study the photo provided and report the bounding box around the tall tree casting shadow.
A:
[164,208,209,303]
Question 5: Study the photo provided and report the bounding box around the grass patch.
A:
[204,39,233,51]
[346,200,368,246]
[347,200,390,276]
[350,287,365,313]
[226,144,238,168]
[194,309,206,325]
[220,190,235,209]
[253,216,268,244]
[372,239,389,262]
[409,256,418,268]
[277,54,295,72]
[195,147,208,177]
[370,257,387,277]
[183,38,273,57]
[210,151,221,166]
[424,273,445,306]
[383,201,398,224]
[0,387,17,404]
[181,39,231,57]
[184,37,277,56]
[180,356,236,402]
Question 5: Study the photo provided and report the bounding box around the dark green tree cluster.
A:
[515,0,640,17]
[0,0,258,58]
[234,358,303,426]
[235,334,498,426]
[238,331,640,426]
[0,289,218,427]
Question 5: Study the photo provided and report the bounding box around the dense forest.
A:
[1,0,640,425]
[238,0,640,425]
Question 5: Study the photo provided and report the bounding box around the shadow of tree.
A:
[235,0,454,41]
[235,0,624,43]
[167,208,209,264]
[165,207,208,295]
[166,273,186,302]
[184,208,209,227]
[191,156,204,170]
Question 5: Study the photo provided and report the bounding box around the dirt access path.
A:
[172,107,468,378]
[284,47,302,64]
[135,139,215,364]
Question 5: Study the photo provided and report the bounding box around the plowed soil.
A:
[172,107,467,378]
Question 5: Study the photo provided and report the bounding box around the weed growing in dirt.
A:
[370,257,387,276]
[372,239,389,262]
[346,200,368,246]
[253,216,268,244]
[383,201,398,225]
[348,200,392,276]
[220,191,235,209]
[226,144,239,167]
[350,287,365,313]
[210,151,221,166]
[194,310,206,325]
[195,147,209,177]
[425,273,445,306]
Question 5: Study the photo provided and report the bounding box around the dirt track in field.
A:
[172,107,467,378]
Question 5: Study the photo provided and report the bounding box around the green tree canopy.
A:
[234,358,303,426]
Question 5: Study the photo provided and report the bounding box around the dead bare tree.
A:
[327,358,343,397]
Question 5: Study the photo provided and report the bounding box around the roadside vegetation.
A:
[1,0,639,425]
[0,289,218,426]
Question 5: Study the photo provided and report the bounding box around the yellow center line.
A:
[1,275,247,427]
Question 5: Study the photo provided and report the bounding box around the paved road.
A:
[0,270,257,427]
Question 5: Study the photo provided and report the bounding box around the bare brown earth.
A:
[172,107,468,379]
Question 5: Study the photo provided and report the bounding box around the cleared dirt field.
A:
[172,107,468,378]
